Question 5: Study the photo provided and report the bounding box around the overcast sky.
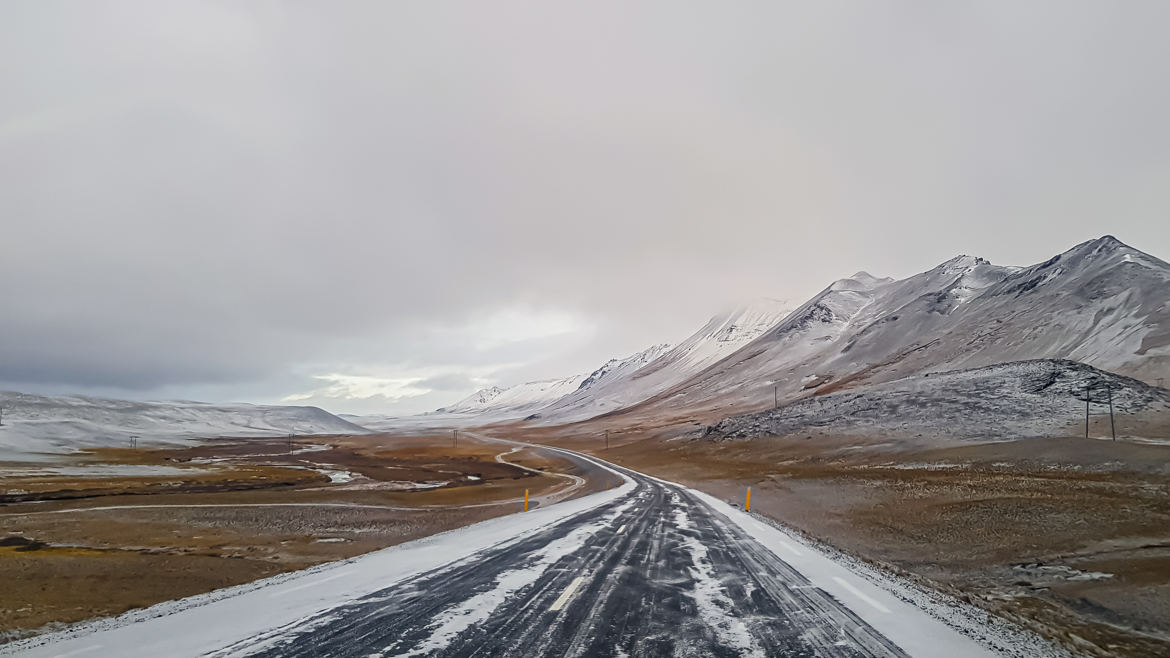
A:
[3,2,1170,415]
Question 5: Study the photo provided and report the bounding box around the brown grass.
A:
[0,432,599,642]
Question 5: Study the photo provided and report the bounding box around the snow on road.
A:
[672,505,765,658]
[390,500,634,658]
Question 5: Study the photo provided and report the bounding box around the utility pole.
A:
[1085,383,1091,439]
[774,385,778,410]
[1108,385,1116,441]
[605,429,609,451]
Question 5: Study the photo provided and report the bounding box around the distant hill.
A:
[0,391,368,461]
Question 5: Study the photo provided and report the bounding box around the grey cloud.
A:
[2,2,1169,414]
[415,373,482,393]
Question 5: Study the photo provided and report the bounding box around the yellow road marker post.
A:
[524,489,529,511]
[745,487,751,512]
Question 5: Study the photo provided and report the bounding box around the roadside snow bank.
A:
[690,489,1071,658]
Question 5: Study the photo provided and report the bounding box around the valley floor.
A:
[0,433,605,642]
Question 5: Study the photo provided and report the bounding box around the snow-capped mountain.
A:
[0,391,368,461]
[575,344,674,393]
[444,386,506,411]
[616,236,1170,424]
[438,374,587,417]
[424,236,1168,430]
[527,343,674,422]
[531,299,793,424]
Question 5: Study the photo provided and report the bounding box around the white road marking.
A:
[269,571,350,598]
[831,576,891,613]
[616,524,627,534]
[549,576,586,612]
[52,646,103,658]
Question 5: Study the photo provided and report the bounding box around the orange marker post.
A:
[745,487,751,512]
[524,489,529,512]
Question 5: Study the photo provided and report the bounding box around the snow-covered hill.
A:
[527,343,674,422]
[532,299,793,424]
[0,392,368,461]
[438,374,587,417]
[711,360,1170,441]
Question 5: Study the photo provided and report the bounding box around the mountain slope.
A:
[0,391,368,461]
[527,343,673,422]
[438,374,586,417]
[602,236,1170,425]
[533,299,793,424]
[711,360,1170,441]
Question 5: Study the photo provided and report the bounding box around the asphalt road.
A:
[206,449,909,658]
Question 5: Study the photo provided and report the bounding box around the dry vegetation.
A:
[0,433,601,642]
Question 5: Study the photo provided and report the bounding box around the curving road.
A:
[4,441,998,658]
[220,466,902,657]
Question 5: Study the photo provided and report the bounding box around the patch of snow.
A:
[674,505,764,657]
[316,468,357,484]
